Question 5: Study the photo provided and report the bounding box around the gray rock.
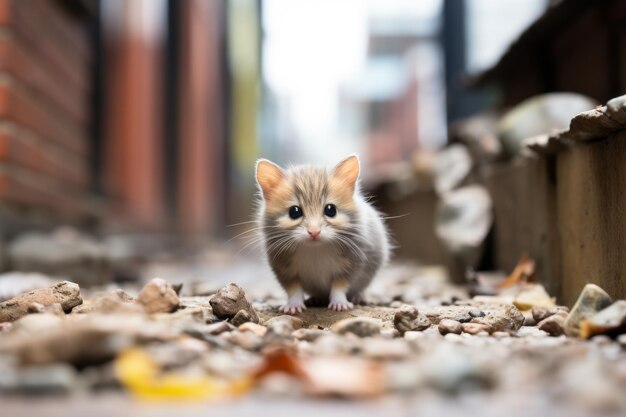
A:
[532,305,569,323]
[538,314,566,336]
[426,303,524,333]
[209,284,258,324]
[331,317,382,337]
[0,281,82,322]
[438,319,463,335]
[138,278,180,314]
[393,304,431,335]
[231,309,253,326]
[565,284,613,337]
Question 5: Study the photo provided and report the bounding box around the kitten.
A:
[255,155,390,314]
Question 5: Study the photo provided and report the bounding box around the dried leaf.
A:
[252,349,309,382]
[512,283,556,311]
[115,348,251,401]
[498,254,535,289]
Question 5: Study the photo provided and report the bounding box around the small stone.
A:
[73,290,140,315]
[461,322,490,335]
[209,283,258,324]
[522,310,537,326]
[617,334,626,348]
[393,304,431,335]
[266,315,304,332]
[438,319,462,335]
[538,314,566,336]
[231,309,252,326]
[224,330,263,350]
[532,305,569,323]
[565,284,612,337]
[469,310,485,318]
[425,303,523,332]
[331,317,382,337]
[292,328,326,342]
[239,322,267,337]
[137,278,179,314]
[516,326,549,338]
[579,300,626,339]
[0,281,82,322]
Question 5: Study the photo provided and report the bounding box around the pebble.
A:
[564,283,612,337]
[224,330,263,351]
[438,319,463,335]
[0,281,82,322]
[426,303,524,333]
[331,317,382,337]
[265,315,304,332]
[538,314,566,336]
[238,322,267,337]
[469,310,486,318]
[231,309,253,326]
[461,322,491,335]
[137,278,179,314]
[522,310,537,326]
[516,326,549,338]
[393,304,431,335]
[209,283,259,324]
[532,305,569,323]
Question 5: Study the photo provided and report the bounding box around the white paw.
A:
[328,300,354,312]
[280,302,306,315]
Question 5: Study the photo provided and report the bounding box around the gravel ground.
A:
[1,251,625,416]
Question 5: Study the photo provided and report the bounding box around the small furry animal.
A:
[255,155,390,314]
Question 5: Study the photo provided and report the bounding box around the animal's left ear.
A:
[331,154,360,192]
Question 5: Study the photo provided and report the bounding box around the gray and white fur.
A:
[255,155,390,314]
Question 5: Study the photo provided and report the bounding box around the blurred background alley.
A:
[1,0,626,304]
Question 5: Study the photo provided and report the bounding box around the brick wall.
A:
[0,0,93,223]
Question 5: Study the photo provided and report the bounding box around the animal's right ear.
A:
[255,159,285,198]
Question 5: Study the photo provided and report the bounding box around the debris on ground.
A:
[1,261,626,414]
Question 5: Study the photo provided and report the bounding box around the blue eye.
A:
[288,206,303,219]
[324,204,337,217]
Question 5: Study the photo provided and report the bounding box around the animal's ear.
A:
[256,159,285,198]
[331,154,360,192]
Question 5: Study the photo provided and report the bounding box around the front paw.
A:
[280,302,306,315]
[328,300,354,312]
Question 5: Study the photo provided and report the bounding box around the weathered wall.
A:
[557,131,626,305]
[479,156,562,298]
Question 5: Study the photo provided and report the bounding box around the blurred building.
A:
[473,0,626,107]
[0,0,263,242]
